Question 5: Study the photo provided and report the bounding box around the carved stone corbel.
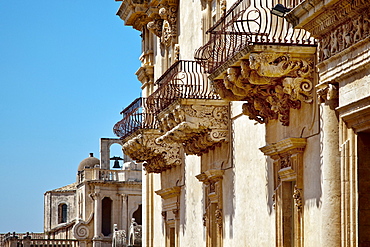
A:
[122,130,183,173]
[156,100,229,155]
[316,82,338,104]
[214,52,314,126]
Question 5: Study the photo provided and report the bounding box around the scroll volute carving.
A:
[214,52,314,126]
[146,1,178,46]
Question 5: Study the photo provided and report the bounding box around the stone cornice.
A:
[289,0,369,38]
[260,138,306,183]
[337,96,370,133]
[288,0,370,62]
[155,186,181,199]
[196,169,224,184]
[117,0,179,46]
[260,138,307,157]
[156,99,229,155]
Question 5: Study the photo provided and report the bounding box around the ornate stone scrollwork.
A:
[215,207,223,229]
[73,221,90,240]
[122,130,183,173]
[156,102,229,155]
[147,17,163,37]
[293,185,303,211]
[214,53,314,126]
[146,4,178,46]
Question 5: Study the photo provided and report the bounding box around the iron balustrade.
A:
[114,61,220,139]
[194,0,315,74]
[113,97,157,139]
[146,60,220,115]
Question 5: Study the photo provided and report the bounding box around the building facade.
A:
[113,0,370,246]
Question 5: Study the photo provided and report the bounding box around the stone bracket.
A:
[122,130,183,173]
[156,100,229,155]
[213,52,315,126]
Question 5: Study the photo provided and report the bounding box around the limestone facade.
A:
[112,0,370,246]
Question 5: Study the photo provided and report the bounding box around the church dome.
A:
[78,153,100,171]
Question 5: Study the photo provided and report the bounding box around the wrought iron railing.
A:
[146,60,220,114]
[114,61,220,139]
[194,0,315,74]
[113,97,157,139]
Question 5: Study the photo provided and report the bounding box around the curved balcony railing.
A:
[194,0,315,74]
[113,97,157,139]
[146,60,220,115]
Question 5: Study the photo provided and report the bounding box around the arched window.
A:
[132,204,142,225]
[58,203,68,223]
[102,197,112,236]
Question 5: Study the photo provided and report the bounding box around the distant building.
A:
[1,138,142,247]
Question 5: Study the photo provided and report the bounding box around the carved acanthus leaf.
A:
[215,53,314,126]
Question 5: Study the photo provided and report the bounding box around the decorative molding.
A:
[293,185,303,211]
[73,215,93,240]
[116,0,151,31]
[318,11,370,62]
[146,3,178,46]
[260,138,307,157]
[261,138,306,209]
[155,186,181,200]
[174,44,180,62]
[337,96,370,133]
[215,207,223,229]
[157,101,229,155]
[122,130,183,173]
[296,0,369,39]
[214,53,314,126]
[156,186,181,214]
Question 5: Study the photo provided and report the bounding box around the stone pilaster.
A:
[90,192,102,241]
[318,82,341,247]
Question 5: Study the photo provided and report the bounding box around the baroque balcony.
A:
[195,0,314,75]
[147,60,229,155]
[113,97,181,173]
[113,61,229,173]
[194,0,317,126]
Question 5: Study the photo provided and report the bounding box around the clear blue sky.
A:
[0,1,141,232]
